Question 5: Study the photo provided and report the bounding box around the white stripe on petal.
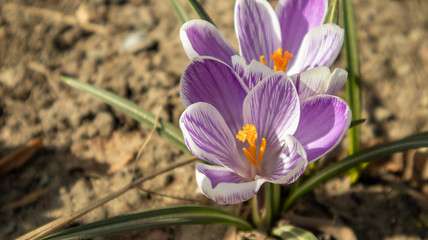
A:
[234,0,282,66]
[287,24,344,75]
[180,57,248,134]
[180,20,237,65]
[325,68,348,95]
[243,73,300,148]
[180,103,248,175]
[196,163,265,204]
[232,55,275,90]
[268,135,307,184]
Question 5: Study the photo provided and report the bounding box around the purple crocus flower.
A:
[181,0,343,75]
[180,57,351,204]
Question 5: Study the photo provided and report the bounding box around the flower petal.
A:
[294,95,351,163]
[324,68,348,95]
[291,66,347,100]
[276,0,328,56]
[180,20,238,66]
[291,66,331,100]
[287,24,344,75]
[196,163,265,204]
[264,135,307,184]
[243,73,300,149]
[232,55,274,90]
[180,103,248,175]
[234,0,281,66]
[180,57,248,134]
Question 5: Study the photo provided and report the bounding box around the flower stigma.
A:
[236,124,267,168]
[260,48,294,72]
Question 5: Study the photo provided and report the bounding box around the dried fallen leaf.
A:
[0,137,43,176]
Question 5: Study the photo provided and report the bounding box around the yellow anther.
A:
[260,55,266,66]
[257,138,266,167]
[236,124,267,168]
[260,48,294,72]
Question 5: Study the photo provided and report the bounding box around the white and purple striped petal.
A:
[276,0,328,58]
[266,135,307,184]
[180,103,248,176]
[234,0,282,66]
[243,73,300,148]
[294,95,351,163]
[196,163,265,204]
[286,24,344,75]
[180,57,248,134]
[291,66,347,100]
[181,20,238,66]
[232,55,275,90]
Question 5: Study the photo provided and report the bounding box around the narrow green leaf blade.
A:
[343,0,362,154]
[342,0,363,182]
[187,0,215,25]
[42,206,252,240]
[323,0,339,24]
[272,224,317,240]
[350,118,366,128]
[283,132,428,211]
[169,0,191,24]
[62,76,190,155]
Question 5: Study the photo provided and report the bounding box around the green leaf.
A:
[272,224,317,240]
[62,76,190,155]
[282,132,428,212]
[342,0,362,156]
[342,0,363,182]
[350,118,366,128]
[42,206,252,240]
[323,0,339,24]
[187,0,215,25]
[169,0,191,24]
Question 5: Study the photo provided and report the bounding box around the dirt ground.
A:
[0,0,427,239]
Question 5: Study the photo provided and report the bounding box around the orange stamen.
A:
[236,124,267,168]
[260,48,294,72]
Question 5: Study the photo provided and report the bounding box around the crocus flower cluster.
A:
[178,0,351,204]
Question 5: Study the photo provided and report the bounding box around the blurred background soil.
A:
[0,0,427,239]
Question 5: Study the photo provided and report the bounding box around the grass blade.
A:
[62,76,190,155]
[282,132,428,212]
[187,0,215,25]
[323,0,339,24]
[169,0,191,24]
[42,206,252,239]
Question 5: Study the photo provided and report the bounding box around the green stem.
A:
[251,183,280,231]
